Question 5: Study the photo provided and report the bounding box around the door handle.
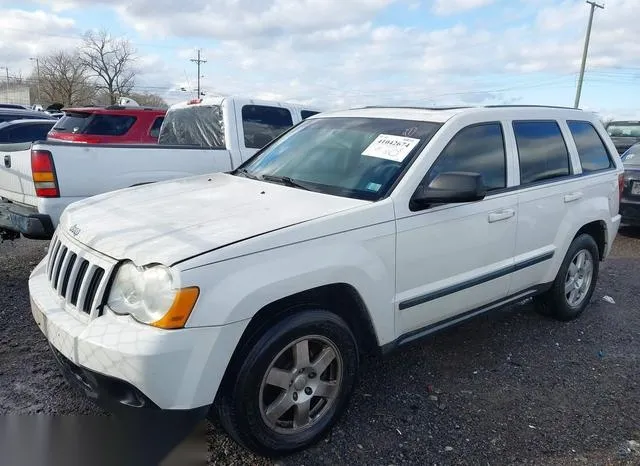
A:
[488,208,515,223]
[564,192,583,203]
[3,155,10,168]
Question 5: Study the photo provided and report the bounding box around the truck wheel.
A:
[215,309,359,457]
[534,234,599,321]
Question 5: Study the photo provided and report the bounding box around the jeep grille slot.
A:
[46,233,113,316]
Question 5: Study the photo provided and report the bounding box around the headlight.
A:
[107,261,199,329]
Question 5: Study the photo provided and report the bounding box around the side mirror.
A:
[410,171,486,210]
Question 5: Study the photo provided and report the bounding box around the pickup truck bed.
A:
[0,95,321,240]
[1,140,231,239]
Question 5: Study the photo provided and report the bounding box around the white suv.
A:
[29,105,623,456]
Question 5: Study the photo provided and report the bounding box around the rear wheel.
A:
[535,234,599,321]
[215,309,359,457]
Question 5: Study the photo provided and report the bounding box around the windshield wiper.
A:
[261,174,316,192]
[235,168,261,180]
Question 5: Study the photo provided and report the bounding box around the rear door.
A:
[233,100,295,162]
[509,120,578,294]
[0,122,54,205]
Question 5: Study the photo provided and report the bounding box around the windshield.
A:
[158,105,225,148]
[237,117,442,201]
[607,122,640,138]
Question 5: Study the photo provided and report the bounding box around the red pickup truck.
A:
[47,106,166,144]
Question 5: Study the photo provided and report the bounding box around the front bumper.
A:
[29,257,247,412]
[0,198,54,239]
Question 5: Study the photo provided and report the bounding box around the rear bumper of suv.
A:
[0,199,54,239]
[620,199,640,226]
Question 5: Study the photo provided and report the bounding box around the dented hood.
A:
[59,173,367,265]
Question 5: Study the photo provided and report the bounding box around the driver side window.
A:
[425,122,507,192]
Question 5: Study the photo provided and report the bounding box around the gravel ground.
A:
[1,228,639,465]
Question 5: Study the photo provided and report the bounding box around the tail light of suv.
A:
[31,149,60,198]
[618,173,625,199]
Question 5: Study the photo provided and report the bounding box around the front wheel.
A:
[215,310,359,457]
[535,234,599,321]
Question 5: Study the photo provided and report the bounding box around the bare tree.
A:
[128,92,169,108]
[80,30,136,105]
[37,51,96,107]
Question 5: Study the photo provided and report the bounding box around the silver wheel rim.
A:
[564,249,594,308]
[259,335,343,434]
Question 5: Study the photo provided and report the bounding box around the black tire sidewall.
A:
[229,310,358,456]
[550,234,600,320]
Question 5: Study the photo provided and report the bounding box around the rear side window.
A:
[53,112,136,136]
[6,123,54,143]
[242,105,293,149]
[513,121,570,185]
[301,110,320,120]
[567,121,613,173]
[149,117,164,138]
[426,123,506,191]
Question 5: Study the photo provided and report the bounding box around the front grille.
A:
[46,233,114,316]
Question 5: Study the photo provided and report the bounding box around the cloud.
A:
[0,9,80,76]
[432,0,495,16]
[3,0,640,114]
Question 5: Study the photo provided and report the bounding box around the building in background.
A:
[2,84,31,106]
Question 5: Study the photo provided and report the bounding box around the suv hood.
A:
[60,173,368,265]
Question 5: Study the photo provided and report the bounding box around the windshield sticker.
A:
[362,134,421,162]
[366,182,382,192]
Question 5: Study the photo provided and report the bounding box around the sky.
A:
[0,0,639,119]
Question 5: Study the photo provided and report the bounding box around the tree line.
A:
[13,30,168,109]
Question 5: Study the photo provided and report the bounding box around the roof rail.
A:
[483,104,582,110]
[359,105,472,111]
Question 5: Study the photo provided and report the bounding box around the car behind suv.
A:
[47,106,166,144]
[29,105,623,456]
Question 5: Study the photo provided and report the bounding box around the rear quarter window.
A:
[149,117,164,138]
[567,121,613,173]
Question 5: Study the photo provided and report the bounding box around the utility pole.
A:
[574,1,604,109]
[30,57,41,104]
[190,49,207,98]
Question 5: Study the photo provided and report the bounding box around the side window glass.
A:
[301,110,319,120]
[7,124,44,143]
[426,123,506,191]
[567,120,613,173]
[513,121,570,185]
[149,117,164,138]
[242,105,293,149]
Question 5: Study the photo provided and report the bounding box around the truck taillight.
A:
[618,173,625,200]
[31,149,59,198]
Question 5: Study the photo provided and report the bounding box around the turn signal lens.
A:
[151,287,200,330]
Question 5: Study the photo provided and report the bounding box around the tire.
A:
[215,309,359,457]
[534,234,599,321]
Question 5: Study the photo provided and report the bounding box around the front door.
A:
[395,122,519,336]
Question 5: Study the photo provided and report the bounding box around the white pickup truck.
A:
[0,96,320,240]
